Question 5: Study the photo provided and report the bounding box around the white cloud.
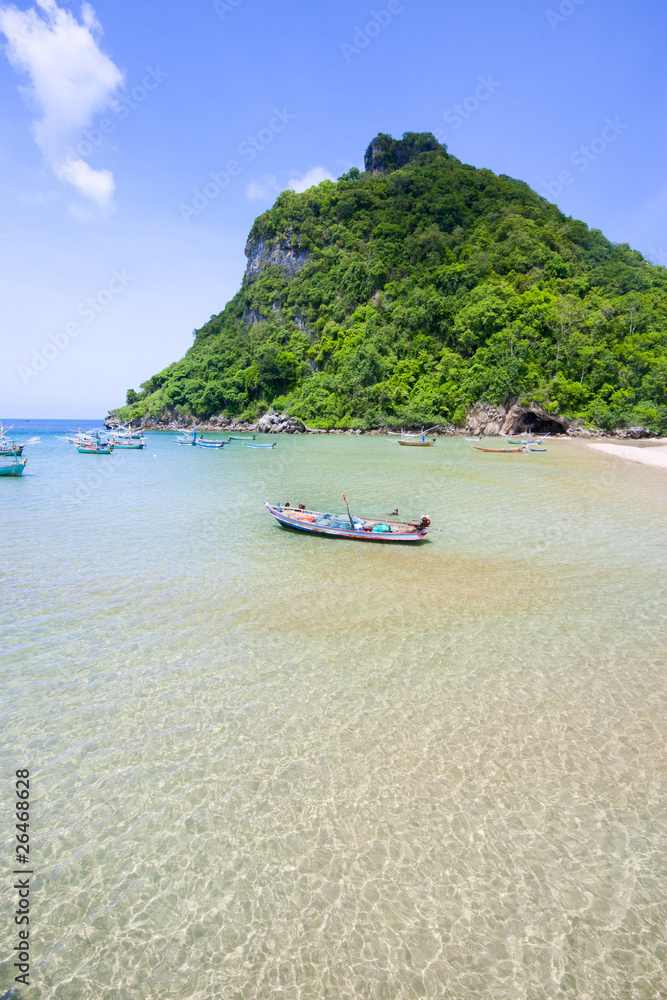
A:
[53,155,114,204]
[245,173,279,202]
[287,166,335,193]
[0,0,123,208]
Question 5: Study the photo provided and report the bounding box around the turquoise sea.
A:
[2,421,666,1000]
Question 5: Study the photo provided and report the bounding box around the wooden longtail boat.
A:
[396,427,436,447]
[397,439,435,447]
[0,458,27,477]
[264,503,430,542]
[474,446,525,453]
[245,442,276,448]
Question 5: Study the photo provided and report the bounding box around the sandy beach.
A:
[588,441,667,470]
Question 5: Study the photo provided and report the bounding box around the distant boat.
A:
[0,425,24,457]
[474,446,525,453]
[111,439,145,449]
[465,437,481,442]
[264,502,430,542]
[530,447,548,452]
[397,427,435,446]
[77,438,114,454]
[110,426,146,449]
[64,429,109,448]
[0,458,27,477]
[174,430,197,445]
[244,442,276,449]
[195,437,229,449]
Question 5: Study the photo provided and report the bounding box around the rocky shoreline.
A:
[105,403,657,440]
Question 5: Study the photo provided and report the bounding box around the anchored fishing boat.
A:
[245,442,276,449]
[174,430,198,445]
[63,428,110,449]
[474,446,525,454]
[109,426,146,449]
[195,437,229,448]
[0,426,23,457]
[77,443,113,454]
[264,496,430,542]
[398,439,435,447]
[397,428,435,447]
[0,457,27,477]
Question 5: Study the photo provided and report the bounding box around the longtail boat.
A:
[264,502,430,542]
[175,430,197,445]
[474,446,525,453]
[245,442,276,448]
[397,427,435,446]
[195,437,229,448]
[0,458,27,477]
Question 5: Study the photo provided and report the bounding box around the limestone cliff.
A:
[364,131,442,173]
[244,232,309,281]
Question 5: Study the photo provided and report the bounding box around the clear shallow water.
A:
[1,425,666,1000]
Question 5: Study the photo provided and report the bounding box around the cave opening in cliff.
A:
[516,411,566,435]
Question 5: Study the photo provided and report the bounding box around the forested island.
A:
[113,132,667,435]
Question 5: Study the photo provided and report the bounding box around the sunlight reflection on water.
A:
[1,432,666,999]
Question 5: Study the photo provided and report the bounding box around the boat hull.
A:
[474,446,524,453]
[0,460,27,476]
[265,503,428,542]
[397,440,434,447]
[77,447,113,454]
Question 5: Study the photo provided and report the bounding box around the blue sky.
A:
[0,0,665,417]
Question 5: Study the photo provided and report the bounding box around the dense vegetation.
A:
[117,133,667,433]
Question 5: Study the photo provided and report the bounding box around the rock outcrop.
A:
[244,234,309,281]
[257,413,306,434]
[364,131,442,174]
[466,403,570,437]
[618,425,653,439]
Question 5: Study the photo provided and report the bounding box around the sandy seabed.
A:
[587,441,667,470]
